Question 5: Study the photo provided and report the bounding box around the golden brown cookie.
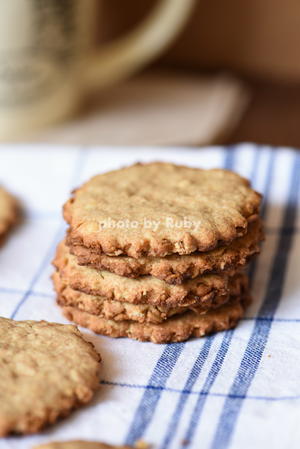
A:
[64,163,261,258]
[0,186,19,241]
[53,241,238,308]
[68,220,263,284]
[53,271,248,324]
[0,317,101,436]
[33,441,133,449]
[60,293,250,344]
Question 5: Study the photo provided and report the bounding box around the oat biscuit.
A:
[0,187,19,240]
[54,271,247,324]
[64,163,261,258]
[53,241,238,307]
[0,317,101,436]
[34,441,133,449]
[61,293,250,344]
[68,220,263,284]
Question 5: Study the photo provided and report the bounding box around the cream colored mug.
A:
[0,0,195,140]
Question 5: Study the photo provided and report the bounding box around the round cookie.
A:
[53,241,237,308]
[61,293,251,344]
[53,271,247,324]
[64,163,261,258]
[34,441,134,449]
[0,186,19,241]
[0,317,101,436]
[68,220,263,284]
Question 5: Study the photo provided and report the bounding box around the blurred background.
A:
[1,0,300,148]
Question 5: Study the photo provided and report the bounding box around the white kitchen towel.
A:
[0,143,299,449]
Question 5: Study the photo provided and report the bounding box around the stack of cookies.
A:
[53,163,263,343]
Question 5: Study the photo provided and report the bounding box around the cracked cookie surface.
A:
[0,317,101,436]
[64,163,261,258]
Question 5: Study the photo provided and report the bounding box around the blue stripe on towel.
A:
[161,337,214,449]
[125,343,184,445]
[159,146,242,449]
[210,152,300,449]
[174,147,262,448]
[180,330,234,448]
[10,147,87,320]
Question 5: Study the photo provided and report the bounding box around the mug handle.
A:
[84,0,196,90]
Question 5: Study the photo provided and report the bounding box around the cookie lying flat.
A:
[64,163,261,258]
[61,293,250,344]
[68,219,263,284]
[34,441,133,449]
[53,241,237,307]
[54,271,247,324]
[0,187,19,240]
[0,317,101,436]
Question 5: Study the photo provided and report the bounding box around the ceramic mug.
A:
[0,0,195,140]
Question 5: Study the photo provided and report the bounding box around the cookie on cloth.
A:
[53,241,238,308]
[68,219,263,284]
[60,292,251,344]
[34,441,134,449]
[53,271,248,324]
[0,317,101,436]
[0,186,19,241]
[64,163,261,258]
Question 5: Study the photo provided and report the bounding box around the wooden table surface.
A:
[227,80,300,148]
